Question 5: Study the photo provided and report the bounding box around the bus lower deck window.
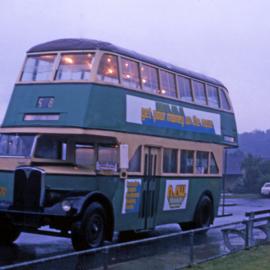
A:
[210,153,219,174]
[163,148,177,173]
[35,137,63,160]
[97,146,118,171]
[128,146,141,172]
[196,151,209,174]
[180,150,194,173]
[75,144,95,168]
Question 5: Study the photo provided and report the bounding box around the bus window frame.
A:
[158,69,178,98]
[20,53,58,82]
[161,147,179,175]
[177,75,194,102]
[219,87,232,111]
[16,50,233,113]
[192,79,208,106]
[97,53,120,85]
[18,50,98,84]
[120,57,141,90]
[207,84,220,109]
[54,52,96,81]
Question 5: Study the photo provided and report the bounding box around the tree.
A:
[241,154,263,192]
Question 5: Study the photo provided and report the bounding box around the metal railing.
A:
[1,210,270,270]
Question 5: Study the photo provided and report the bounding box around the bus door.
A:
[140,146,160,229]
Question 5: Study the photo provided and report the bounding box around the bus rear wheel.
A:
[71,202,106,251]
[180,195,213,231]
[0,216,21,245]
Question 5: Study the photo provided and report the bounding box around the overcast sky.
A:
[1,0,270,133]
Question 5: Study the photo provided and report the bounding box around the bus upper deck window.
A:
[141,64,159,94]
[193,80,207,105]
[121,58,140,89]
[220,88,231,110]
[177,76,193,102]
[160,70,177,98]
[207,85,220,108]
[21,54,56,82]
[55,53,95,81]
[97,54,119,84]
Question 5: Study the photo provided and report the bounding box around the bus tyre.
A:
[0,217,21,245]
[71,202,106,251]
[193,195,213,228]
[180,195,213,231]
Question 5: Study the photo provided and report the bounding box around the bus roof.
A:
[28,38,225,87]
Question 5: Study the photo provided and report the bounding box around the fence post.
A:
[103,247,109,270]
[245,214,254,249]
[188,231,194,267]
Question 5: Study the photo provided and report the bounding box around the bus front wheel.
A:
[71,202,106,251]
[180,195,213,231]
[0,216,21,245]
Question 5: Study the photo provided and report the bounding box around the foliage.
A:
[241,154,270,193]
[239,130,270,158]
[225,130,270,193]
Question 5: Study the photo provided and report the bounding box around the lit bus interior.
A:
[19,52,231,112]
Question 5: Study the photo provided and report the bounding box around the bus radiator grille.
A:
[13,169,43,211]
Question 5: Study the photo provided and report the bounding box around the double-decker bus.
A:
[0,39,237,250]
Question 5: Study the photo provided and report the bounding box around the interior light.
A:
[142,79,147,83]
[63,56,74,64]
[107,68,113,74]
[41,55,54,60]
[126,74,131,79]
[125,63,129,67]
[107,58,112,63]
[87,53,92,57]
[161,89,166,94]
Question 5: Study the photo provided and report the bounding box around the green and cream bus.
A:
[0,39,237,250]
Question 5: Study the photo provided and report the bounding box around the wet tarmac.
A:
[0,196,269,267]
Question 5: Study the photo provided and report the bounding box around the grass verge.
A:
[186,244,270,270]
[224,193,262,199]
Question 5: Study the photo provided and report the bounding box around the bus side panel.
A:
[45,175,145,231]
[155,177,221,225]
[0,171,14,204]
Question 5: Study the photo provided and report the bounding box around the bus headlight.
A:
[62,200,72,212]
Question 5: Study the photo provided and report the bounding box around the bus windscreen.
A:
[0,134,35,157]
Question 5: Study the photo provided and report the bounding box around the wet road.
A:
[0,196,269,267]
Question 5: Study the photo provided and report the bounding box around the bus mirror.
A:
[119,144,128,170]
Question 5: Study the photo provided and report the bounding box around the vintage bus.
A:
[0,39,237,250]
